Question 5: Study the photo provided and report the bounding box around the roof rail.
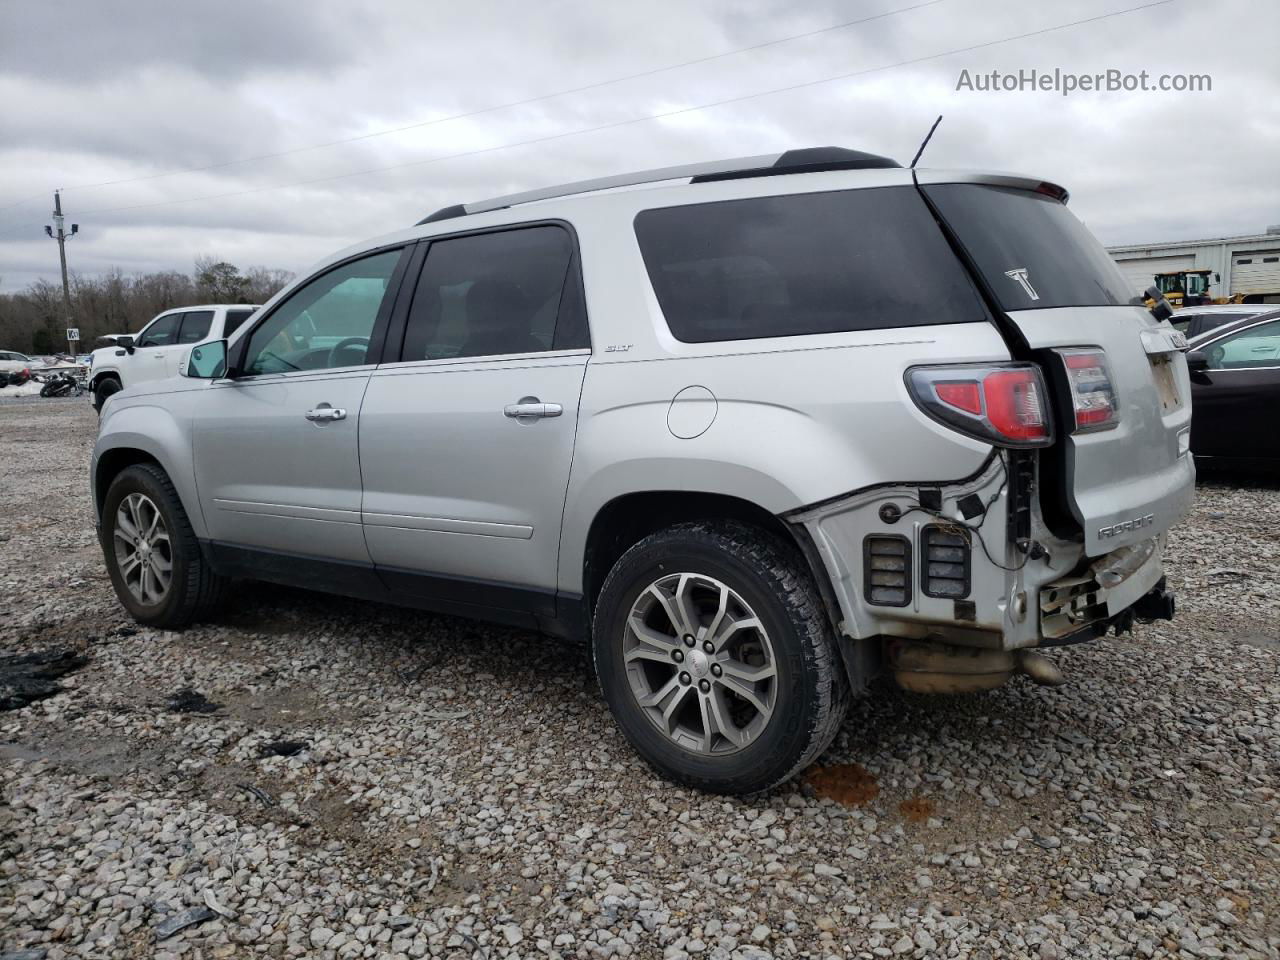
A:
[415,146,900,225]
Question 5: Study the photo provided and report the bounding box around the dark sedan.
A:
[1186,309,1280,465]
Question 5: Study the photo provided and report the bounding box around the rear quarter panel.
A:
[557,322,1012,594]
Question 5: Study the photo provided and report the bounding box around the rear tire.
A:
[101,463,227,629]
[93,376,121,412]
[593,521,848,794]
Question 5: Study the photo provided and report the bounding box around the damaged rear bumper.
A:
[787,455,1180,656]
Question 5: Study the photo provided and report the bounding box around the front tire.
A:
[593,521,849,794]
[101,464,226,628]
[93,376,121,412]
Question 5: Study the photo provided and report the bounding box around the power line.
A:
[0,0,1175,232]
[33,0,949,198]
[0,190,51,213]
[56,0,1170,221]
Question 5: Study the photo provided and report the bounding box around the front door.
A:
[192,247,408,563]
[132,311,184,385]
[359,224,590,614]
[1190,317,1280,462]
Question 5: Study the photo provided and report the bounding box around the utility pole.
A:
[44,190,78,357]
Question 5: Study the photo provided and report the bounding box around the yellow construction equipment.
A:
[1148,269,1243,309]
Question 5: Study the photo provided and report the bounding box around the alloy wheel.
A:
[113,492,173,605]
[623,572,777,755]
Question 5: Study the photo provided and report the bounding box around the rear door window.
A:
[400,225,581,361]
[634,187,987,343]
[177,310,215,344]
[223,308,256,337]
[923,183,1141,311]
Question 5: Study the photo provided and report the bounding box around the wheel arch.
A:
[93,448,163,518]
[579,490,844,637]
[90,367,123,390]
[93,404,206,537]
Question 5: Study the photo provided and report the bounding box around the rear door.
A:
[171,310,216,377]
[359,224,589,615]
[922,178,1195,556]
[1189,317,1280,461]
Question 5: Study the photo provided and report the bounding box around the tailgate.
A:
[919,177,1196,556]
[1008,306,1194,555]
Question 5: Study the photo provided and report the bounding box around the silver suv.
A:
[92,147,1194,794]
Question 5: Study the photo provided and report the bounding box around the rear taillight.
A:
[1055,348,1118,433]
[906,364,1053,448]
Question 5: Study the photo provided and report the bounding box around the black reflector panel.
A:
[921,526,970,599]
[864,535,911,606]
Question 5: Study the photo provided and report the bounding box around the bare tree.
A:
[0,260,292,352]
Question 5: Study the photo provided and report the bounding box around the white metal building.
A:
[1108,228,1280,303]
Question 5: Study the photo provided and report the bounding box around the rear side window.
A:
[224,308,256,336]
[401,225,581,361]
[633,187,987,343]
[177,310,215,344]
[924,184,1142,311]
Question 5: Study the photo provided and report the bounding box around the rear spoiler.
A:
[913,169,1070,205]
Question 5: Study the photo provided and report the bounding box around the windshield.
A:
[924,184,1142,311]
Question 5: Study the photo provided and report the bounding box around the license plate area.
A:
[1149,354,1181,412]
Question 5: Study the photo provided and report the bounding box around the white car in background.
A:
[0,349,37,389]
[88,304,259,410]
[0,349,37,374]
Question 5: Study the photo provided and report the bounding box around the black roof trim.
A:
[417,203,469,225]
[414,147,903,225]
[690,147,901,184]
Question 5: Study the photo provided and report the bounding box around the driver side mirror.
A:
[1185,349,1209,373]
[184,339,228,379]
[117,335,135,355]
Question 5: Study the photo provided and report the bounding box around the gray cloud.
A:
[2,0,1277,292]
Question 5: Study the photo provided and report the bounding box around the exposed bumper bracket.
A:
[1132,576,1176,623]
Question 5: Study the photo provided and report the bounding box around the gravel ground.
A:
[1,399,1277,960]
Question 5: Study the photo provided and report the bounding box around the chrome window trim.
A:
[1193,314,1280,350]
[373,347,591,375]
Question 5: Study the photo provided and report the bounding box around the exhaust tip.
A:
[1019,651,1066,687]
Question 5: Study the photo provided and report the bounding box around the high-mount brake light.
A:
[1055,347,1119,433]
[1035,181,1070,204]
[906,364,1053,448]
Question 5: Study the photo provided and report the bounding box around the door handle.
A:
[305,406,347,422]
[504,398,563,421]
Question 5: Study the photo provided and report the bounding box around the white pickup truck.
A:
[88,304,259,410]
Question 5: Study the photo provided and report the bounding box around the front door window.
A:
[242,250,403,374]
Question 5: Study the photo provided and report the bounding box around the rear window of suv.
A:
[634,186,987,343]
[922,183,1142,311]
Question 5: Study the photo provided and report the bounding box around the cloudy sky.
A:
[1,0,1276,292]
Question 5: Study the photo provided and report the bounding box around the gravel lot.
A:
[1,399,1277,960]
